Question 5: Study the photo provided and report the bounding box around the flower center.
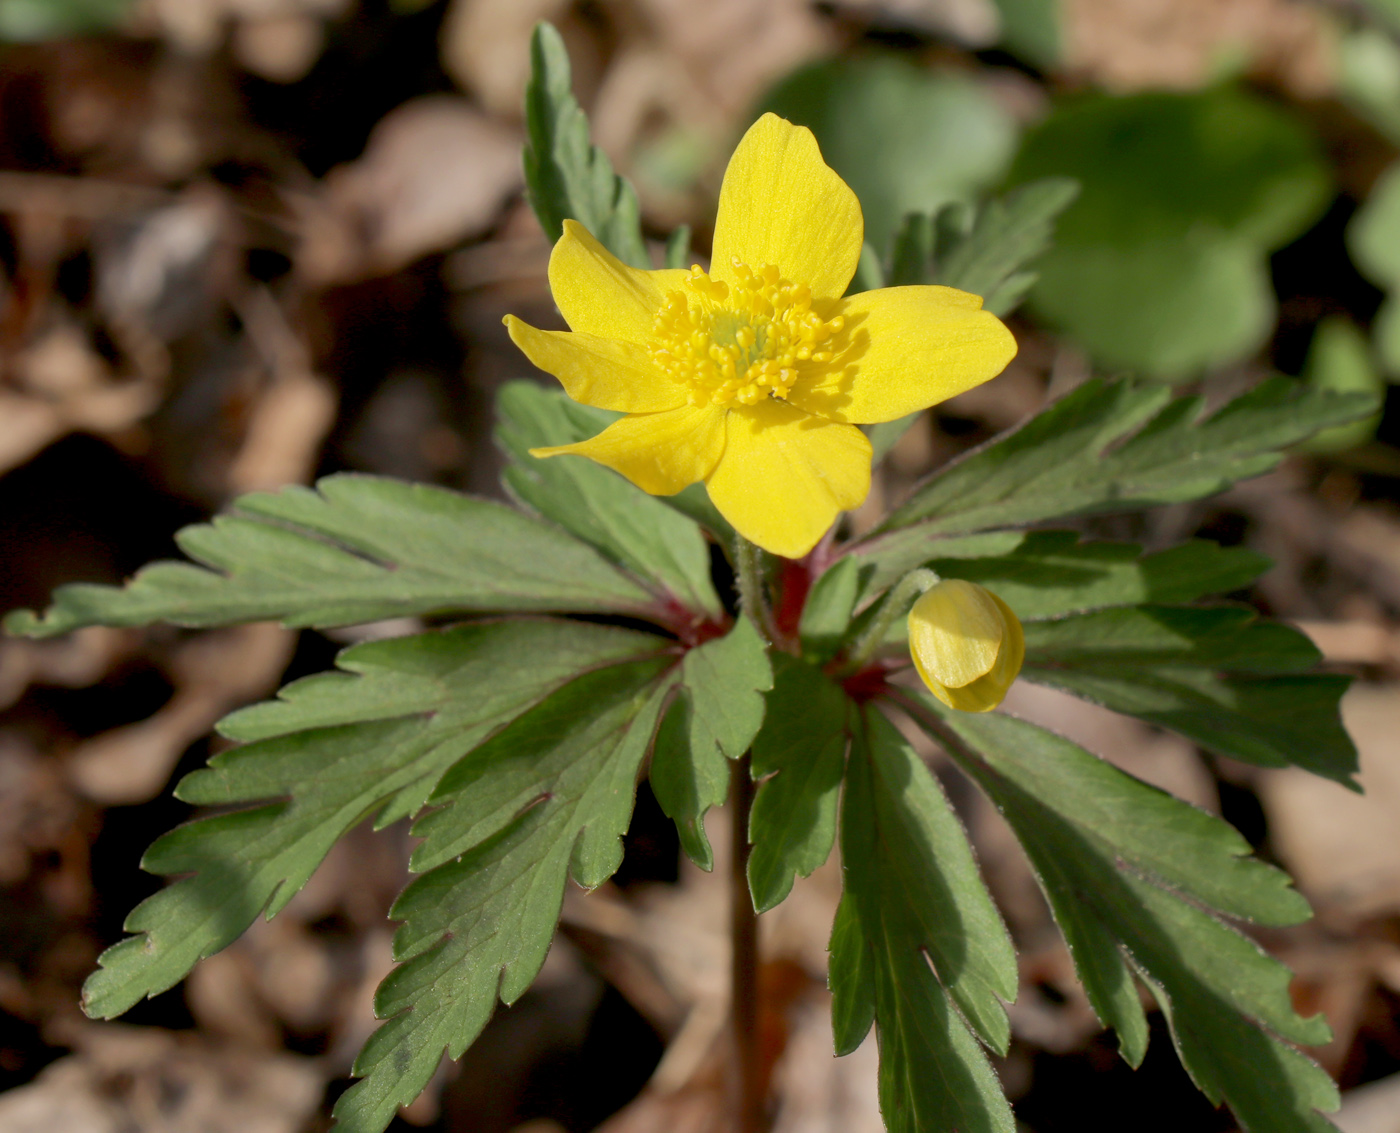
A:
[649,260,844,408]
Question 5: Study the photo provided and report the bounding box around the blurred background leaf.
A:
[0,0,130,39]
[1007,88,1331,380]
[760,54,1019,253]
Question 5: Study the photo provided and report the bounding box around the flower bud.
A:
[907,580,1024,712]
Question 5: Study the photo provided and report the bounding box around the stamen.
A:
[648,260,843,409]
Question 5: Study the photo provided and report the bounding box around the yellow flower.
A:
[504,113,1017,558]
[908,580,1024,712]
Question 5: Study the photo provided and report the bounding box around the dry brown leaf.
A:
[95,188,232,343]
[0,734,84,889]
[65,623,295,805]
[0,324,164,475]
[1063,0,1335,96]
[132,0,350,56]
[0,627,140,712]
[1336,1071,1400,1133]
[1258,684,1400,924]
[233,14,327,83]
[823,0,1000,46]
[0,1022,322,1133]
[440,0,572,117]
[1296,620,1400,668]
[299,96,522,285]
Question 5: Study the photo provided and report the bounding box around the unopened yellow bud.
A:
[908,580,1024,712]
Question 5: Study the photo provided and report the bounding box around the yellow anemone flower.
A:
[908,580,1024,712]
[504,113,1017,559]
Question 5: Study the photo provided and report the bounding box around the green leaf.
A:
[936,178,1079,315]
[336,658,670,1133]
[6,474,658,639]
[1348,160,1400,375]
[888,212,935,287]
[915,702,1339,1133]
[761,55,1018,251]
[828,895,876,1056]
[830,708,1017,1133]
[849,529,1269,620]
[1349,156,1400,294]
[493,381,734,544]
[1008,89,1331,378]
[747,656,848,912]
[1299,316,1386,451]
[1337,27,1400,148]
[1022,605,1358,784]
[523,22,648,267]
[989,0,1060,69]
[875,376,1378,536]
[81,619,666,1020]
[681,615,772,760]
[648,691,728,870]
[865,411,921,466]
[496,381,723,619]
[0,0,129,39]
[646,616,772,870]
[664,224,692,270]
[885,178,1077,316]
[798,557,862,662]
[850,241,887,294]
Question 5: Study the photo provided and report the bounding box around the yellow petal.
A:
[711,113,863,303]
[505,316,687,413]
[786,286,1018,424]
[909,581,1024,713]
[704,399,872,558]
[531,404,727,495]
[548,220,688,344]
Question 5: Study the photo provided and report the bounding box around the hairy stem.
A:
[734,536,778,645]
[730,753,763,1133]
[843,566,942,673]
[731,534,768,1131]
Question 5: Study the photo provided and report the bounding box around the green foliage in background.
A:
[761,55,1019,252]
[989,0,1061,69]
[1349,162,1400,377]
[4,23,1385,1133]
[1300,317,1386,452]
[0,0,129,39]
[1008,88,1331,379]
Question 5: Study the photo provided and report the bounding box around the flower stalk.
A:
[735,536,779,646]
[844,567,942,673]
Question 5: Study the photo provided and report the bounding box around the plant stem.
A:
[731,534,768,1131]
[730,752,763,1133]
[734,536,778,644]
[843,566,942,673]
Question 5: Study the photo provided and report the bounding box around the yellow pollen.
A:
[649,259,844,408]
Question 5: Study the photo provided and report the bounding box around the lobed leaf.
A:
[830,708,1018,1133]
[747,655,848,911]
[523,22,648,267]
[1022,605,1357,784]
[82,620,667,1020]
[335,659,670,1133]
[874,376,1378,537]
[847,528,1269,619]
[496,381,723,620]
[912,701,1339,1133]
[889,178,1079,315]
[797,556,863,663]
[6,474,658,638]
[866,179,1077,465]
[649,617,773,868]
